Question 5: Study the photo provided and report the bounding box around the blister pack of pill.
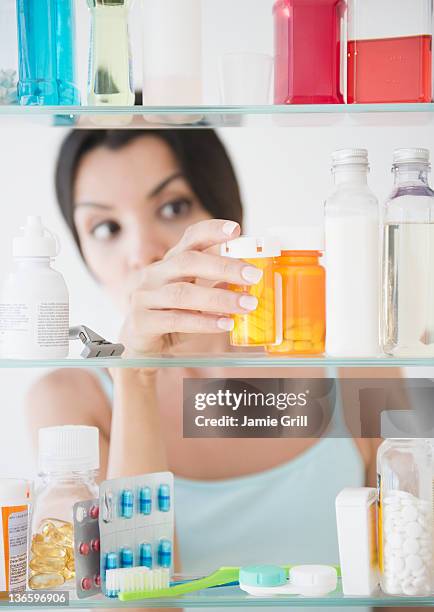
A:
[99,471,174,598]
[73,499,101,599]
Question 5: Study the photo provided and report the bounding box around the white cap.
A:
[0,479,32,504]
[38,426,100,473]
[290,565,337,596]
[266,226,324,252]
[332,149,369,167]
[221,236,280,259]
[393,148,430,165]
[13,216,59,258]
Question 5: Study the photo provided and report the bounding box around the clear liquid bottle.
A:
[273,0,346,104]
[382,149,434,357]
[377,411,433,596]
[87,0,134,106]
[30,426,99,591]
[16,0,80,106]
[325,149,380,357]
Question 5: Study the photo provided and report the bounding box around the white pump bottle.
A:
[0,216,69,359]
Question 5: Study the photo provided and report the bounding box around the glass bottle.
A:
[377,411,433,596]
[273,0,346,104]
[16,0,80,106]
[87,0,134,106]
[30,426,99,591]
[382,149,434,357]
[348,0,432,103]
[0,0,18,105]
[266,227,325,355]
[325,149,380,357]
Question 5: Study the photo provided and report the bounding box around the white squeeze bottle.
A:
[0,216,69,359]
[325,149,380,356]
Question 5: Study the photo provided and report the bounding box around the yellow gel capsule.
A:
[30,556,66,573]
[65,546,74,560]
[66,559,75,572]
[62,567,75,581]
[48,528,72,547]
[31,542,66,559]
[33,534,45,544]
[59,524,73,540]
[29,573,65,590]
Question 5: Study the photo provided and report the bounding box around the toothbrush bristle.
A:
[105,568,170,595]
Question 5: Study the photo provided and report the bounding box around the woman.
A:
[27,129,382,576]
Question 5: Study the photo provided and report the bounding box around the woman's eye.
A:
[158,199,192,220]
[90,220,121,241]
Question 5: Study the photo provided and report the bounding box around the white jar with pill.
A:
[377,411,433,596]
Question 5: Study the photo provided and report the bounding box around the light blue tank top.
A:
[93,370,367,609]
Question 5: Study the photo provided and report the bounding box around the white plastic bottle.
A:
[325,149,380,357]
[0,216,69,359]
[142,0,202,106]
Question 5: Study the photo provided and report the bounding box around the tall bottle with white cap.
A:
[325,149,380,356]
[30,426,99,591]
[382,148,434,356]
[0,216,69,359]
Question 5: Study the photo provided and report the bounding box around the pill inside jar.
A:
[30,519,74,589]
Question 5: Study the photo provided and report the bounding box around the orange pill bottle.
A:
[221,237,281,347]
[267,227,325,355]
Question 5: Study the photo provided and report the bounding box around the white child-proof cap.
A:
[332,149,369,167]
[266,226,324,252]
[221,236,280,259]
[393,148,430,165]
[13,216,59,258]
[38,425,100,473]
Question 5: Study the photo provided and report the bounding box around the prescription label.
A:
[0,505,29,592]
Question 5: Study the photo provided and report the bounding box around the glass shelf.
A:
[2,103,434,128]
[2,582,434,609]
[1,354,434,369]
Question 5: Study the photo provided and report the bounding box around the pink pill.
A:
[91,538,100,552]
[79,542,90,556]
[89,505,99,519]
[94,574,101,587]
[81,577,92,591]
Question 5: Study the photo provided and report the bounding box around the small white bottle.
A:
[325,149,380,357]
[142,0,202,106]
[0,216,69,359]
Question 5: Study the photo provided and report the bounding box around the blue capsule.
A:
[139,486,152,515]
[120,547,134,568]
[104,552,118,598]
[158,484,171,512]
[139,542,153,569]
[157,539,172,568]
[120,489,134,518]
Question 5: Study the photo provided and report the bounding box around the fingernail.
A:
[239,295,259,311]
[222,221,239,236]
[217,318,234,331]
[241,266,263,284]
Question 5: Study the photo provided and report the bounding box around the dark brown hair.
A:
[55,129,243,253]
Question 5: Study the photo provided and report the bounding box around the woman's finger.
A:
[133,283,259,315]
[144,251,263,288]
[165,219,240,257]
[130,309,235,338]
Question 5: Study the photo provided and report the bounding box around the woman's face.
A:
[73,136,211,309]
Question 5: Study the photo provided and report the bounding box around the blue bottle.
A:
[16,0,80,105]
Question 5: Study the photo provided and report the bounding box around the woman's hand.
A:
[120,219,263,356]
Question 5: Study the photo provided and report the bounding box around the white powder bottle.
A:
[0,216,69,359]
[325,149,380,357]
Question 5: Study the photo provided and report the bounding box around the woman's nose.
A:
[126,229,165,270]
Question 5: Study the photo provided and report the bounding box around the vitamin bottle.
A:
[0,216,69,359]
[30,426,99,591]
[348,0,432,103]
[16,0,80,105]
[273,0,346,104]
[377,411,433,596]
[382,149,434,357]
[87,0,134,106]
[266,227,325,355]
[325,149,380,357]
[221,237,281,347]
[142,0,202,106]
